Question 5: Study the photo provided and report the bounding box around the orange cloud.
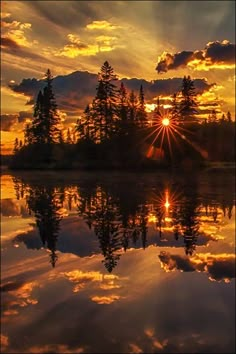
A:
[90,295,121,304]
[22,344,84,353]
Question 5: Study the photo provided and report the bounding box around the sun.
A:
[162,118,170,126]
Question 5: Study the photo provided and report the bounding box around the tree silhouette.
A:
[26,185,63,267]
[25,69,60,146]
[136,85,148,128]
[170,93,180,124]
[179,75,198,123]
[92,61,118,141]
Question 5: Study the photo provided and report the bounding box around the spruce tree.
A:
[116,82,128,133]
[179,75,198,123]
[93,61,118,141]
[128,90,138,123]
[27,69,60,145]
[170,93,180,123]
[136,85,148,128]
[227,111,232,122]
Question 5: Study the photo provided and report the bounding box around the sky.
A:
[1,0,235,154]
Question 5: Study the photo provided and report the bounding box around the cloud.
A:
[86,20,120,30]
[0,36,19,49]
[156,40,235,73]
[55,32,121,58]
[0,114,18,131]
[159,251,236,282]
[10,70,214,117]
[18,111,33,123]
[90,295,121,304]
[1,17,36,48]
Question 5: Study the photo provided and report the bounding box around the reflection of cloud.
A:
[156,40,235,73]
[129,343,143,353]
[90,295,121,304]
[23,344,84,353]
[1,281,39,322]
[63,270,121,293]
[0,334,9,351]
[159,252,236,282]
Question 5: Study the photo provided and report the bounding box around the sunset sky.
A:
[1,0,235,154]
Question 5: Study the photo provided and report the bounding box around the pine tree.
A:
[116,82,128,133]
[221,113,226,123]
[128,90,138,123]
[42,69,60,144]
[136,85,148,128]
[170,93,180,123]
[227,111,232,122]
[93,61,118,141]
[13,138,19,154]
[209,109,217,123]
[179,76,198,123]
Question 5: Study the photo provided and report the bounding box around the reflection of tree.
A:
[93,190,122,273]
[12,174,235,270]
[26,185,63,267]
[171,182,200,256]
[77,184,149,272]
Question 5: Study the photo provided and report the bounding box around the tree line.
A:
[11,62,235,169]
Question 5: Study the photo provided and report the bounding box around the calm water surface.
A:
[1,171,235,353]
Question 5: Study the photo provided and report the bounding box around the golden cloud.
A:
[90,295,121,304]
[86,20,120,30]
[56,33,119,58]
[1,18,37,48]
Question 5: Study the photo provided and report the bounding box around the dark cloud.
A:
[0,114,18,131]
[159,251,236,282]
[18,111,33,123]
[10,71,214,116]
[156,40,235,73]
[205,40,235,63]
[1,36,19,49]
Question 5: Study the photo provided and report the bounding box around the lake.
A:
[1,170,235,353]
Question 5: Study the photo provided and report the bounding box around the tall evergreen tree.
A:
[25,69,60,146]
[136,85,148,128]
[179,75,198,123]
[116,82,128,133]
[170,93,180,123]
[93,61,118,141]
[227,111,232,122]
[128,90,138,123]
[42,69,60,144]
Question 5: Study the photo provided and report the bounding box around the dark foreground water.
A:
[1,170,235,353]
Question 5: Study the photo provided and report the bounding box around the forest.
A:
[11,62,235,170]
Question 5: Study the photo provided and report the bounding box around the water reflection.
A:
[12,173,235,272]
